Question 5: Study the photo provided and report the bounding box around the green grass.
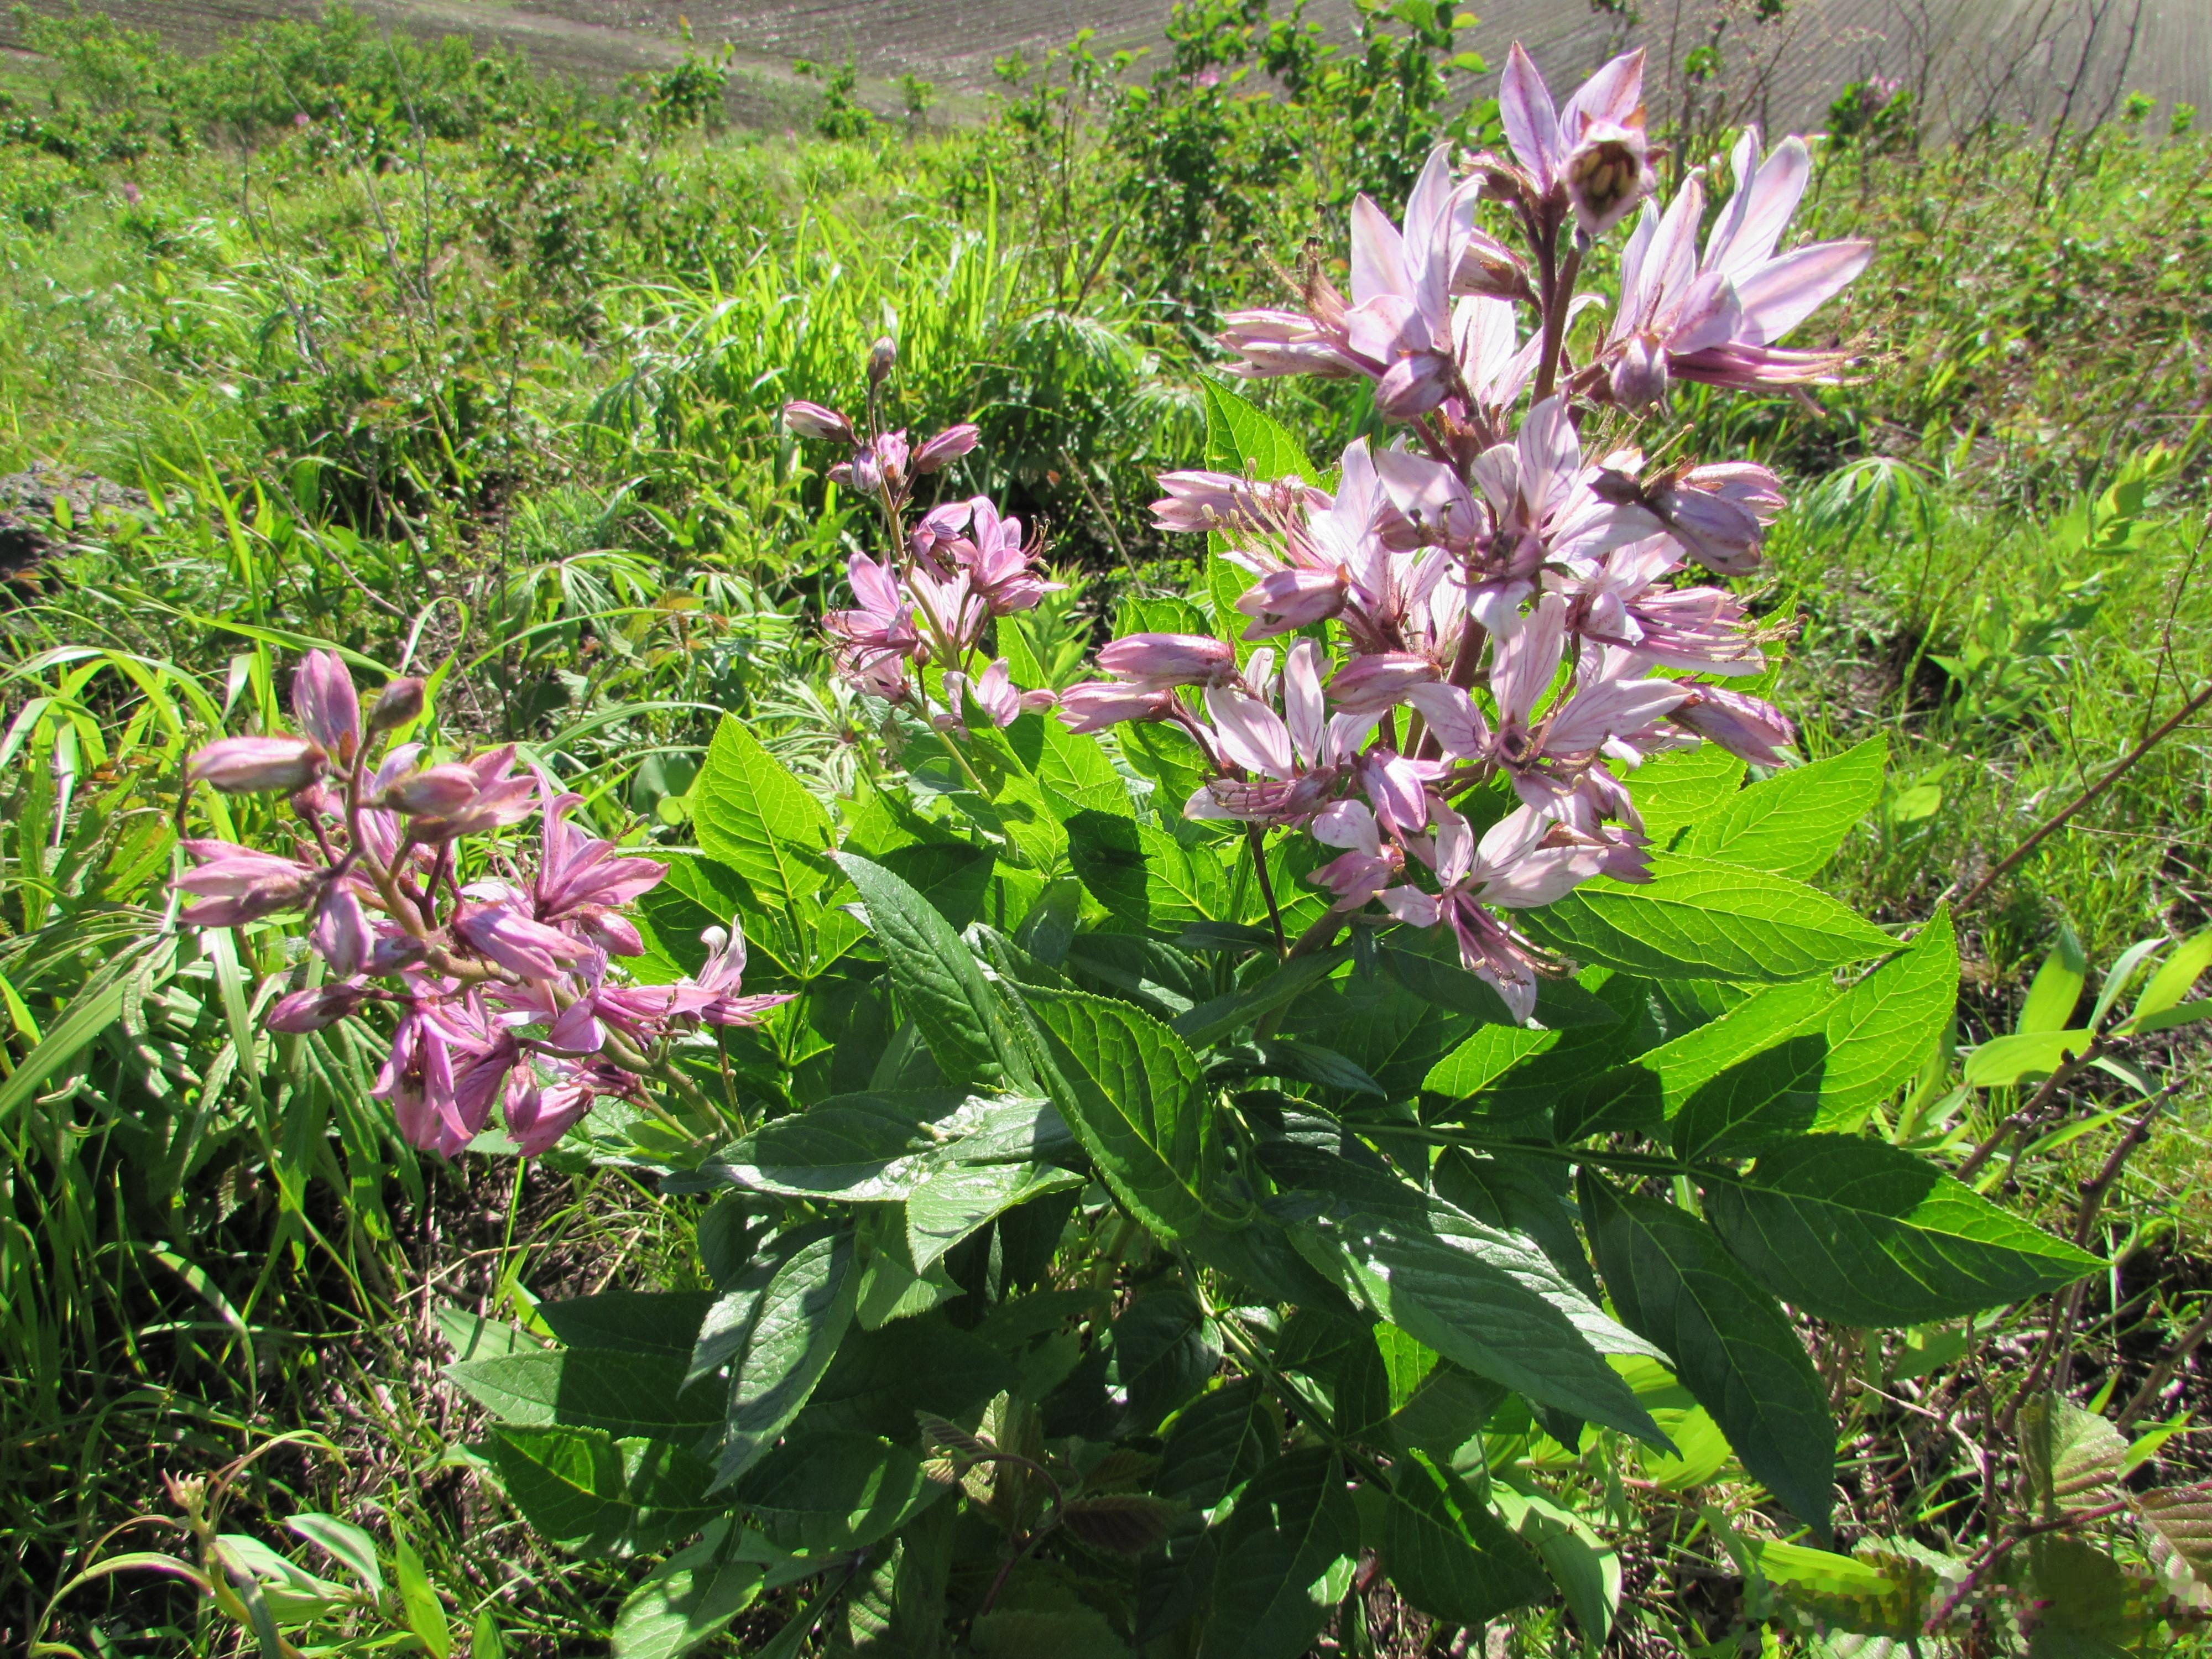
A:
[0,6,2208,1655]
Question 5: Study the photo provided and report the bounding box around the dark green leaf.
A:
[1432,1150,1597,1298]
[1112,1288,1221,1432]
[1066,810,1229,934]
[1525,854,1898,983]
[692,717,832,912]
[1157,1381,1279,1507]
[906,1159,1082,1271]
[1669,1033,1829,1160]
[1684,737,1886,879]
[703,1091,962,1202]
[487,1426,718,1556]
[1579,1174,1835,1538]
[706,1227,858,1486]
[1173,950,1346,1048]
[1379,1449,1549,1627]
[1284,960,1485,1097]
[733,1432,947,1551]
[1197,1447,1357,1659]
[875,841,997,931]
[1706,1135,2100,1324]
[1061,1494,1183,1556]
[837,853,1034,1090]
[796,1312,1013,1439]
[445,1349,719,1441]
[538,1292,715,1360]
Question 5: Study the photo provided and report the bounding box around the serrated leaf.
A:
[2135,1485,2212,1584]
[1526,854,1897,983]
[1684,737,1886,879]
[1022,987,1214,1244]
[1036,722,1134,819]
[1202,379,1316,481]
[1670,1032,1830,1159]
[708,1228,857,1487]
[1197,1447,1358,1659]
[838,853,1034,1090]
[797,1313,1013,1439]
[906,1158,1082,1271]
[1378,1448,1549,1626]
[611,1552,767,1659]
[1062,1494,1183,1556]
[1815,906,1958,1125]
[704,1091,962,1202]
[1284,959,1487,1097]
[692,717,832,912]
[487,1425,717,1556]
[1579,1174,1835,1538]
[1066,810,1229,933]
[1706,1135,2099,1324]
[2022,1395,2127,1518]
[1629,744,1747,849]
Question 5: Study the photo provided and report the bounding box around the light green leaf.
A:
[393,1535,451,1658]
[1705,1135,2100,1324]
[1525,854,1897,983]
[1670,1032,1830,1159]
[705,1227,858,1487]
[2133,997,2212,1035]
[1022,987,1214,1245]
[2018,925,2088,1035]
[1815,906,1958,1126]
[285,1514,383,1594]
[1492,1487,1622,1648]
[1036,721,1134,818]
[1748,1537,1940,1639]
[837,853,1034,1089]
[2128,929,2212,1027]
[444,1349,719,1441]
[1964,1028,2095,1087]
[1202,379,1316,482]
[609,1530,776,1659]
[1198,1447,1357,1659]
[1579,1174,1835,1538]
[1378,1449,1549,1627]
[1629,744,1747,849]
[2021,1395,2127,1518]
[1684,737,1886,879]
[691,716,833,911]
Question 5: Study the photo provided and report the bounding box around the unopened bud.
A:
[868,337,898,384]
[368,676,425,735]
[1609,335,1670,410]
[912,422,981,473]
[379,761,482,816]
[187,735,325,795]
[782,400,857,444]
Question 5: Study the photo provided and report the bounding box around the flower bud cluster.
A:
[176,651,788,1157]
[785,393,1062,729]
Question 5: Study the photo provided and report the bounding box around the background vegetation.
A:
[0,2,2207,1652]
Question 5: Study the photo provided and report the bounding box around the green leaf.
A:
[1022,987,1214,1244]
[1525,854,1898,983]
[704,1227,858,1487]
[1197,1447,1358,1659]
[2133,1485,2212,1587]
[692,716,833,912]
[1285,957,1488,1097]
[1172,950,1345,1048]
[445,1349,719,1440]
[1378,1449,1549,1626]
[1290,1192,1668,1446]
[1748,1537,1939,1639]
[2018,924,2088,1034]
[1431,1150,1597,1298]
[1157,1381,1279,1507]
[1964,1028,2096,1087]
[394,1535,451,1658]
[1202,380,1316,481]
[1684,737,1886,879]
[1036,722,1134,819]
[837,853,1034,1090]
[538,1292,716,1359]
[2130,928,2212,1026]
[1670,1032,1830,1159]
[906,1159,1083,1271]
[706,1091,962,1202]
[2021,1395,2127,1518]
[285,1514,384,1593]
[733,1432,948,1551]
[1627,744,1746,850]
[877,841,998,931]
[487,1426,718,1556]
[609,1530,779,1659]
[1706,1135,2099,1324]
[1815,906,1958,1125]
[1492,1488,1621,1648]
[1112,1288,1221,1431]
[1578,1174,1835,1538]
[796,1312,1013,1439]
[1066,810,1229,933]
[1119,719,1211,813]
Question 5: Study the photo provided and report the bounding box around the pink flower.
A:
[375,1007,466,1156]
[1186,641,1378,825]
[1308,798,1402,909]
[187,736,324,794]
[173,839,319,924]
[1381,804,1609,1019]
[1151,470,1328,535]
[533,781,667,930]
[267,982,368,1032]
[784,400,857,443]
[1097,633,1238,689]
[945,659,1055,730]
[1671,682,1797,765]
[1327,651,1439,715]
[1559,535,1764,676]
[310,887,373,977]
[291,650,361,764]
[504,1073,598,1156]
[951,498,1060,615]
[1497,44,1653,235]
[1056,683,1178,733]
[399,747,538,841]
[912,424,981,473]
[825,552,923,693]
[456,901,592,980]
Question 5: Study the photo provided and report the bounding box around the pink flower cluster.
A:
[788,365,1062,731]
[802,48,1866,1021]
[176,652,787,1157]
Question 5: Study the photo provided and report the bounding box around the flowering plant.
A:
[175,46,2128,1659]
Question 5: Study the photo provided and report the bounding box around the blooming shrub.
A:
[175,46,2151,1659]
